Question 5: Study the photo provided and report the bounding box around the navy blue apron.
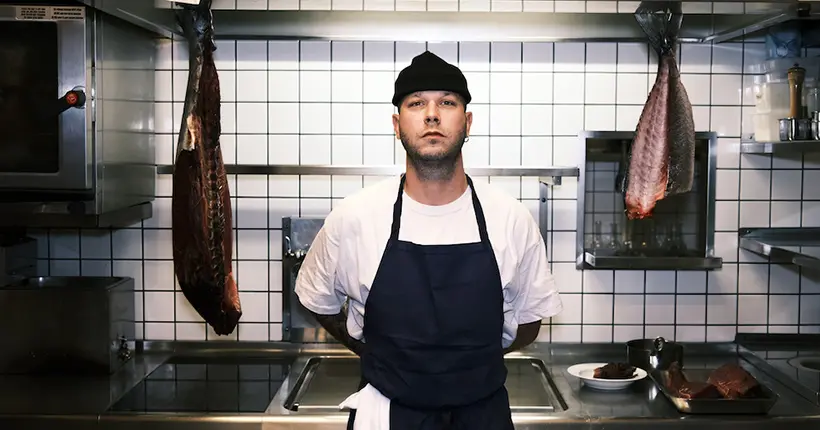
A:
[347,174,514,430]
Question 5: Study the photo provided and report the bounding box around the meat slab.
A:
[707,364,761,399]
[171,0,242,335]
[624,1,696,219]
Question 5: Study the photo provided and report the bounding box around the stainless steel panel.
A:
[738,227,820,270]
[93,9,156,215]
[740,140,820,154]
[282,217,329,343]
[77,0,799,44]
[283,356,561,413]
[0,415,100,430]
[0,276,136,375]
[99,416,264,430]
[702,2,820,44]
[581,251,724,270]
[574,131,721,271]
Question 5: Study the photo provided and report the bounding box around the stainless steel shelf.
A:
[155,164,580,184]
[702,2,820,44]
[738,227,820,271]
[740,140,820,154]
[578,251,723,270]
[77,0,801,44]
[0,202,153,229]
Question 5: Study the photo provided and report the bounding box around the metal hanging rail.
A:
[155,164,580,185]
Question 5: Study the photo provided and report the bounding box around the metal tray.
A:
[651,367,779,415]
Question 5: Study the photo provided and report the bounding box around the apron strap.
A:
[389,174,407,241]
[465,175,491,245]
[388,174,491,245]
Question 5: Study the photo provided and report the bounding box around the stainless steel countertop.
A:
[1,341,820,430]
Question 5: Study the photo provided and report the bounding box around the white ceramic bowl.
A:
[567,362,648,391]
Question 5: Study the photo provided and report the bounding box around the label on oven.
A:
[14,6,85,21]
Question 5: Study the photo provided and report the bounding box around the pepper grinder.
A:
[787,65,811,141]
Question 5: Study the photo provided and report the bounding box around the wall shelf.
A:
[575,131,722,271]
[740,140,820,155]
[155,164,580,185]
[0,202,153,229]
[579,251,723,270]
[739,227,820,271]
[702,2,820,44]
[75,0,816,44]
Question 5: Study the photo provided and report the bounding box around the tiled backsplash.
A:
[30,28,820,343]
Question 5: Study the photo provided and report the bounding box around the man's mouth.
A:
[422,131,445,138]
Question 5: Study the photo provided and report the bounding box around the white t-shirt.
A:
[294,175,563,348]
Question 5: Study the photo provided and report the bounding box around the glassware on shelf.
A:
[592,220,603,250]
[663,222,688,255]
[609,221,621,251]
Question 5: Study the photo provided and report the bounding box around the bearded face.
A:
[393,91,472,181]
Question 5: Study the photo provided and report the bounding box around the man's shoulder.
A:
[471,179,534,221]
[326,175,400,224]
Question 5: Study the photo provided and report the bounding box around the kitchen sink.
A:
[282,356,565,413]
[108,355,295,413]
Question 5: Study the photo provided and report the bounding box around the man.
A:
[294,50,563,430]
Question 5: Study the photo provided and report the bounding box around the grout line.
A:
[267,39,272,343]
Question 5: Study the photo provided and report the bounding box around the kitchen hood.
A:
[77,0,820,44]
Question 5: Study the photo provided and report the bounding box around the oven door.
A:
[0,6,91,192]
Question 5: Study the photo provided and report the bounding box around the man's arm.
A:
[504,205,563,354]
[310,309,366,356]
[293,208,365,355]
[503,320,541,354]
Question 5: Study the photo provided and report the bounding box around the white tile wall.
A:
[30,1,820,343]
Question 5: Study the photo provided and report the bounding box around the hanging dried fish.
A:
[623,1,696,220]
[171,0,242,335]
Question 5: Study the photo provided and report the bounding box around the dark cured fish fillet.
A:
[171,0,241,335]
[623,1,696,220]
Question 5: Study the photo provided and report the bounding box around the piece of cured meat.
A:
[707,364,761,399]
[593,363,637,380]
[623,1,696,219]
[171,0,241,335]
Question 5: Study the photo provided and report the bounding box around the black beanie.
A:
[392,51,472,107]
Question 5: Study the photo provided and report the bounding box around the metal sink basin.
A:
[283,356,565,413]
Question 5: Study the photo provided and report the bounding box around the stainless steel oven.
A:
[0,3,156,228]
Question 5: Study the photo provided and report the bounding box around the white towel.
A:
[339,383,391,430]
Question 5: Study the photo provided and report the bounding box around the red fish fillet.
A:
[171,0,241,335]
[625,54,672,220]
[624,2,696,220]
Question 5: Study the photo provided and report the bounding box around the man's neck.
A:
[403,161,468,206]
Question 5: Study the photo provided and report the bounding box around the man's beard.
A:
[400,127,467,182]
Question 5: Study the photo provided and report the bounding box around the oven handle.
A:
[54,87,86,116]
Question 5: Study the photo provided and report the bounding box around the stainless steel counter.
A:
[1,341,820,430]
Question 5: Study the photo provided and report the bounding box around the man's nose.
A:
[424,106,440,124]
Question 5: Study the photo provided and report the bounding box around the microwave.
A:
[0,4,156,228]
